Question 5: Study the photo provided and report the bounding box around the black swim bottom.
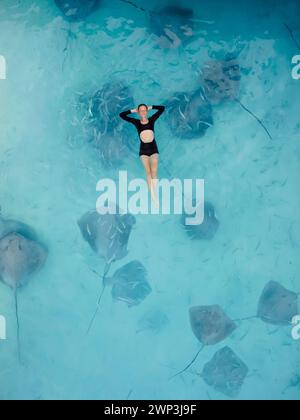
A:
[139,140,159,157]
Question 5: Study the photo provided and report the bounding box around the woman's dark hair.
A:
[138,104,148,111]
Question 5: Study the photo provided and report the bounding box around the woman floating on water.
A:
[120,104,165,204]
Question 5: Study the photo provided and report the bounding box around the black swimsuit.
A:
[120,105,165,157]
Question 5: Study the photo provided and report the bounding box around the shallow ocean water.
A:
[0,0,299,400]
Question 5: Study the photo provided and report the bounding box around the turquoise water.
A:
[0,0,299,401]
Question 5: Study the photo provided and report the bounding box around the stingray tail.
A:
[170,345,205,379]
[233,315,257,322]
[14,290,21,363]
[62,23,72,71]
[86,285,106,335]
[119,0,152,15]
[86,262,112,335]
[235,98,273,140]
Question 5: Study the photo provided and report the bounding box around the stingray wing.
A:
[202,347,248,398]
[0,233,47,290]
[190,305,237,346]
[257,281,298,326]
[111,261,152,306]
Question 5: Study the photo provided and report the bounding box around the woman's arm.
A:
[119,109,139,125]
[149,105,165,123]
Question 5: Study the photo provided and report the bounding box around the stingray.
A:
[257,281,299,326]
[172,305,237,378]
[137,308,169,334]
[92,129,130,169]
[55,0,101,21]
[182,202,219,240]
[284,23,300,52]
[165,89,214,140]
[78,208,136,332]
[199,57,273,140]
[107,261,152,307]
[200,59,241,105]
[233,281,299,327]
[83,82,134,134]
[149,6,195,49]
[201,347,248,398]
[79,82,135,166]
[0,218,47,360]
[119,1,195,48]
[78,208,136,263]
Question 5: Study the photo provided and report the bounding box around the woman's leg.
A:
[150,153,159,179]
[140,155,158,205]
[140,155,153,191]
[150,154,159,203]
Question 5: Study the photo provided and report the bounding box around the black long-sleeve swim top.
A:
[119,105,165,141]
